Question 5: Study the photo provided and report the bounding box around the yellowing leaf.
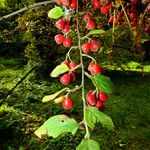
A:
[50,64,69,77]
[34,115,79,138]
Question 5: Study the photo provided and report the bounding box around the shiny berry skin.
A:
[61,0,70,7]
[91,63,102,75]
[63,37,72,47]
[70,0,77,9]
[61,60,69,66]
[55,19,65,30]
[131,20,137,27]
[98,92,108,103]
[86,20,95,30]
[69,61,77,70]
[100,7,109,15]
[91,41,101,52]
[81,42,91,53]
[96,100,103,108]
[129,13,136,20]
[62,25,70,34]
[60,73,71,85]
[88,62,95,71]
[93,0,100,9]
[70,72,76,81]
[86,91,96,106]
[63,97,73,109]
[54,34,64,44]
[83,14,92,23]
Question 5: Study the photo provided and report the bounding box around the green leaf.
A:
[85,107,114,130]
[48,6,64,19]
[35,115,79,138]
[42,88,68,102]
[50,64,69,77]
[76,139,100,150]
[87,29,106,36]
[92,74,113,94]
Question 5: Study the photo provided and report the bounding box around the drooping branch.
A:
[0,0,56,21]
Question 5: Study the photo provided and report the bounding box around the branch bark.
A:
[0,0,56,21]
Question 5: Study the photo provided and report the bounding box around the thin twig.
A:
[0,0,56,21]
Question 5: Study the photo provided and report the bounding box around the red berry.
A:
[83,14,92,23]
[131,20,137,27]
[96,100,103,108]
[98,92,108,103]
[70,0,77,9]
[63,97,73,109]
[65,19,71,25]
[62,25,70,34]
[69,72,76,81]
[88,62,95,71]
[99,104,105,111]
[54,34,65,44]
[60,73,71,85]
[69,61,77,70]
[91,41,101,52]
[100,7,109,15]
[130,7,138,15]
[61,60,69,66]
[86,91,96,106]
[55,19,65,30]
[86,20,95,30]
[129,13,136,20]
[61,0,71,7]
[81,42,91,53]
[130,0,141,6]
[63,37,72,47]
[91,63,102,75]
[93,0,100,9]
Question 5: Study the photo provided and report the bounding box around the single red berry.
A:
[131,20,137,27]
[62,25,70,34]
[69,61,77,70]
[86,91,96,106]
[61,60,69,66]
[130,0,141,6]
[93,0,100,9]
[129,13,137,20]
[54,34,65,44]
[81,42,91,53]
[91,63,102,75]
[63,97,73,109]
[55,19,65,30]
[91,41,101,52]
[70,0,77,9]
[86,20,95,30]
[96,100,103,108]
[61,0,71,7]
[100,7,109,15]
[130,7,138,15]
[83,14,92,23]
[88,62,95,71]
[63,37,72,47]
[117,12,123,21]
[60,73,71,85]
[98,92,108,103]
[69,72,76,81]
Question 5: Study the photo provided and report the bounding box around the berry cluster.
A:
[60,60,77,85]
[56,0,77,9]
[86,91,108,111]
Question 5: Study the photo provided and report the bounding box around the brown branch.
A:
[0,0,56,21]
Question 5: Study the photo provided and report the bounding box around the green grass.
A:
[0,57,150,150]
